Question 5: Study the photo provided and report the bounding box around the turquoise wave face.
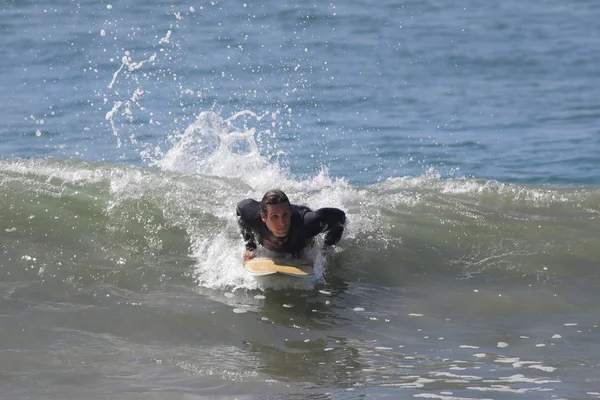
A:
[2,157,599,292]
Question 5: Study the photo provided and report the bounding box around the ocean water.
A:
[1,0,600,399]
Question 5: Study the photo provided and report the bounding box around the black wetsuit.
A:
[236,199,346,257]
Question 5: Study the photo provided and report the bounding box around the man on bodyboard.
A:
[236,189,346,263]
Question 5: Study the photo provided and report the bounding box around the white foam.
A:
[192,232,260,291]
[511,361,541,368]
[379,377,435,388]
[467,385,550,393]
[528,364,556,372]
[432,372,482,380]
[494,357,520,363]
[482,374,560,384]
[378,169,579,208]
[414,393,490,400]
[156,111,286,186]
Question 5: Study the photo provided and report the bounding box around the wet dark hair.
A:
[260,189,290,214]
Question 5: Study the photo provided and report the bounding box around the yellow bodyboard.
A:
[243,257,314,277]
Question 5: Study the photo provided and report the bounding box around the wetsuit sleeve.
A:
[303,207,346,247]
[236,199,258,252]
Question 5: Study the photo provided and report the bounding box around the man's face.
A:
[261,203,291,238]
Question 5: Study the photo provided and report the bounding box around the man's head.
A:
[260,189,291,237]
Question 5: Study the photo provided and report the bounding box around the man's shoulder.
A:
[237,198,259,209]
[236,198,260,220]
[291,203,312,218]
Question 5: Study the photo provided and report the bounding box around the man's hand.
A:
[243,251,255,262]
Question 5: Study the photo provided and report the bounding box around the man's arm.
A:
[236,200,258,253]
[304,207,346,247]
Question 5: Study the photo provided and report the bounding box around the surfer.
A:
[236,189,346,261]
